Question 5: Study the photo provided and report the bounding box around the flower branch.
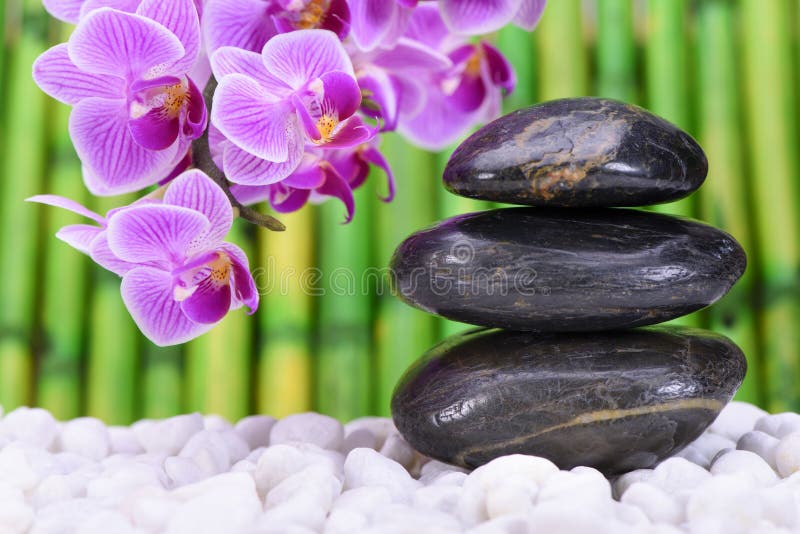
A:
[191,78,286,232]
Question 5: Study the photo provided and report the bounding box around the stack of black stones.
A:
[388,97,748,476]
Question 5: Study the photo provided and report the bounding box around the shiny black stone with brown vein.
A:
[443,97,708,207]
[390,207,746,332]
[391,327,746,476]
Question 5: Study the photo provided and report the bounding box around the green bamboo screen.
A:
[1,0,797,422]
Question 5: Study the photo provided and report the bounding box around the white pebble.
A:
[164,474,261,534]
[332,486,393,517]
[650,457,712,494]
[323,508,367,534]
[2,407,58,448]
[709,401,768,441]
[76,510,138,534]
[458,455,558,526]
[0,498,33,532]
[379,433,419,471]
[755,413,800,438]
[775,431,800,477]
[58,417,110,461]
[270,413,343,451]
[343,448,420,504]
[737,430,780,470]
[613,468,654,498]
[203,414,233,432]
[412,484,462,516]
[108,426,144,455]
[685,432,736,466]
[340,427,376,455]
[255,443,342,496]
[179,430,231,477]
[343,417,396,450]
[234,415,275,450]
[134,414,204,455]
[686,474,762,534]
[710,450,778,487]
[0,446,39,491]
[621,482,683,524]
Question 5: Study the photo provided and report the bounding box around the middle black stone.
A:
[390,207,746,332]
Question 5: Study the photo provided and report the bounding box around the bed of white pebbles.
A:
[0,402,799,533]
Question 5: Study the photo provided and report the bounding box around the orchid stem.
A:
[191,77,286,232]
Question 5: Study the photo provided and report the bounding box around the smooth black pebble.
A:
[391,326,746,475]
[443,97,708,207]
[389,207,745,332]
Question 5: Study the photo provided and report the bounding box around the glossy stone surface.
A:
[391,327,746,475]
[390,208,745,332]
[443,97,708,207]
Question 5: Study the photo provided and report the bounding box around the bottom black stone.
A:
[391,326,746,476]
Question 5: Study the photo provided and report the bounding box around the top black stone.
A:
[443,97,708,207]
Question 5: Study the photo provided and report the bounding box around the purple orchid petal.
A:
[70,97,179,195]
[220,243,259,312]
[89,231,142,276]
[316,164,355,223]
[322,0,351,38]
[269,183,311,213]
[129,107,180,150]
[160,151,193,185]
[183,77,208,139]
[33,44,125,105]
[26,194,106,224]
[513,0,546,30]
[223,130,304,185]
[396,0,418,7]
[318,115,377,149]
[121,266,215,346]
[361,145,396,202]
[261,29,354,90]
[292,93,323,141]
[395,75,425,118]
[210,46,291,95]
[482,41,516,94]
[212,73,297,162]
[372,38,452,72]
[358,70,400,130]
[439,0,523,35]
[449,71,486,113]
[320,70,362,120]
[164,169,233,245]
[106,204,210,264]
[79,0,140,18]
[208,123,227,168]
[137,0,200,73]
[129,75,183,94]
[179,266,233,324]
[282,162,326,189]
[398,88,475,151]
[68,8,185,80]
[203,0,277,54]
[348,0,396,51]
[56,224,105,254]
[404,3,451,51]
[230,184,271,205]
[42,0,84,23]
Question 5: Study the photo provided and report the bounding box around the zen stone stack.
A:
[389,97,748,476]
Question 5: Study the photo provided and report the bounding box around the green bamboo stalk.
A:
[596,0,637,103]
[37,85,87,420]
[695,0,761,406]
[644,0,694,218]
[497,25,538,113]
[185,221,253,421]
[374,133,437,416]
[534,0,587,100]
[741,0,800,412]
[141,344,183,418]
[316,188,373,419]
[0,0,49,410]
[256,209,314,418]
[87,194,140,424]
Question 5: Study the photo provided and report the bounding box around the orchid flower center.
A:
[277,0,330,30]
[131,77,191,121]
[314,113,339,143]
[464,49,483,78]
[173,251,232,302]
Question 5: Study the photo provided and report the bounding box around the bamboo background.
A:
[0,0,797,424]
